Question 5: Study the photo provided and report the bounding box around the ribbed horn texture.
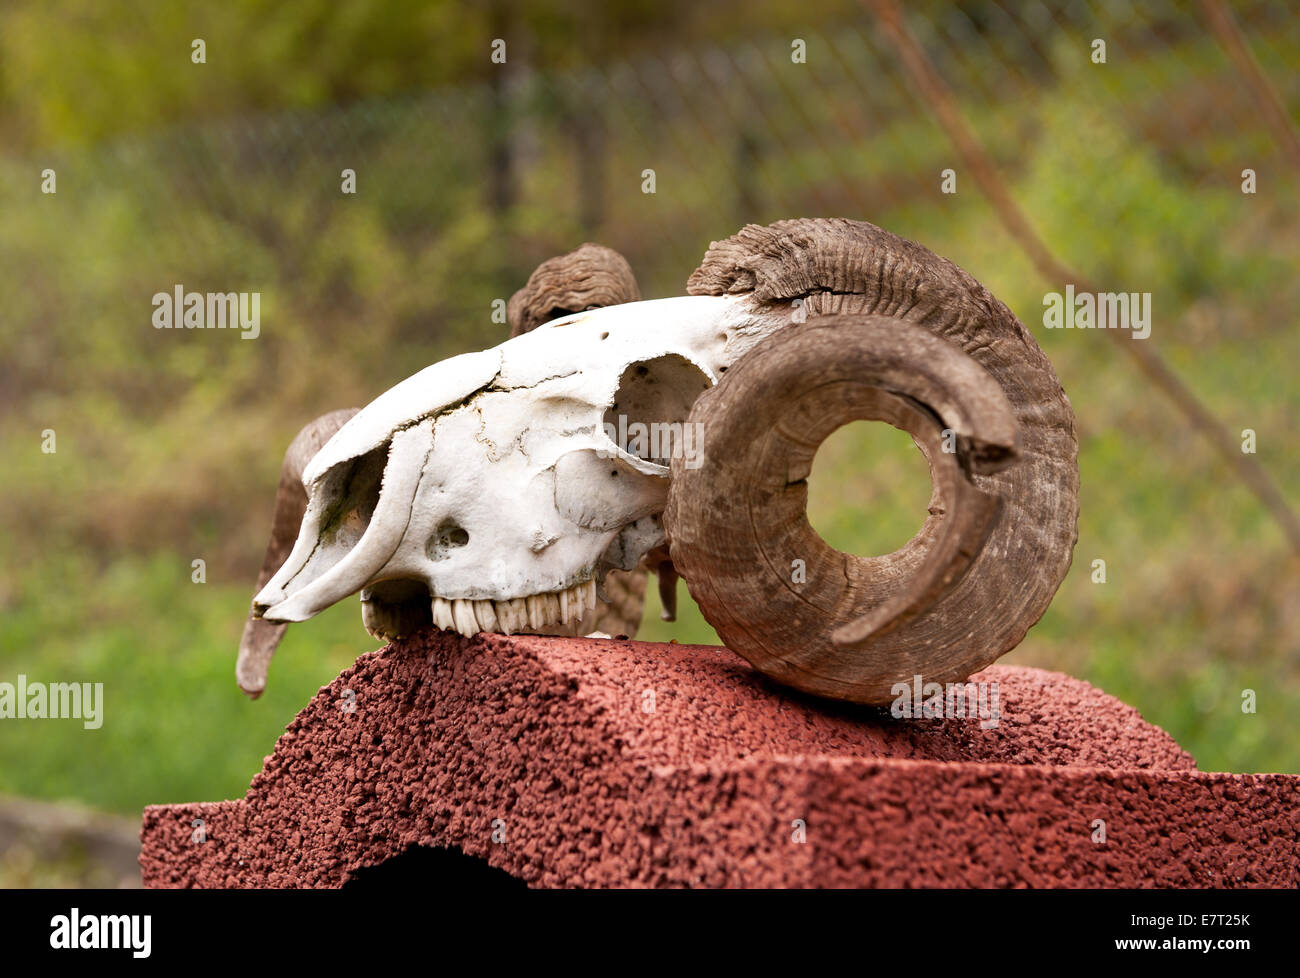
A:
[668,218,1078,705]
[507,243,641,337]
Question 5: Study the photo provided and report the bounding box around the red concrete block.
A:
[139,632,1300,887]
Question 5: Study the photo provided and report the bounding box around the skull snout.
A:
[255,420,433,622]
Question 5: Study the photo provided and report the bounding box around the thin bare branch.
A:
[863,0,1300,556]
[1200,0,1300,172]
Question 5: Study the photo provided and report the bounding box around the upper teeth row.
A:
[431,579,598,637]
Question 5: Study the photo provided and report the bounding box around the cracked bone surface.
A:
[253,293,788,639]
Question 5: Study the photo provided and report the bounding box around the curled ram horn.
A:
[507,243,641,337]
[665,218,1079,704]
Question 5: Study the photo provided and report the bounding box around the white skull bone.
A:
[252,294,786,637]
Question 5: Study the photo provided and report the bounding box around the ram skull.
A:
[237,220,1080,707]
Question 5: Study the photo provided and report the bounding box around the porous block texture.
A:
[140,633,1300,887]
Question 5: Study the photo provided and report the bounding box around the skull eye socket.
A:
[426,520,470,561]
[602,354,712,468]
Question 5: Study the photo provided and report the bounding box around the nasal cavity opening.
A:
[806,420,934,557]
[603,354,712,468]
[318,442,389,547]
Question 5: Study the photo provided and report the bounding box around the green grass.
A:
[0,552,376,812]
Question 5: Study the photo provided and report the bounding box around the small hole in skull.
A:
[600,331,610,340]
[426,520,470,561]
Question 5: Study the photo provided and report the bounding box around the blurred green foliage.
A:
[1,1,1297,818]
[0,0,860,152]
